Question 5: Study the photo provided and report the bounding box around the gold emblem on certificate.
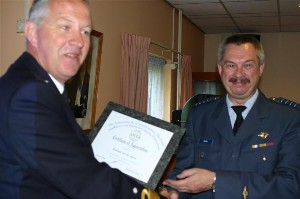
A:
[129,130,141,141]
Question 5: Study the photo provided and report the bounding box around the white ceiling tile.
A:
[234,16,279,26]
[224,1,278,14]
[165,0,300,33]
[166,0,219,4]
[221,0,258,2]
[201,26,240,34]
[280,0,300,14]
[232,13,278,18]
[282,25,300,32]
[239,26,280,33]
[192,17,236,26]
[281,16,300,25]
[172,2,227,16]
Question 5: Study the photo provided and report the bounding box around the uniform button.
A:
[200,152,205,159]
[231,154,236,158]
[133,187,138,194]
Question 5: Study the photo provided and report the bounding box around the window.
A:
[147,55,165,119]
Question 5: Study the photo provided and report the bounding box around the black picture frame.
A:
[65,30,103,130]
[89,101,185,190]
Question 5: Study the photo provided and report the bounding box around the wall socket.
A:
[16,19,27,33]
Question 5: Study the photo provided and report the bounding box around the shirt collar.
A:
[48,74,64,94]
[226,89,259,123]
[226,89,259,109]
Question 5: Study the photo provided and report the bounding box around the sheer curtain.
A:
[147,55,165,119]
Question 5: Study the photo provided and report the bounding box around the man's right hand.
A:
[159,188,179,199]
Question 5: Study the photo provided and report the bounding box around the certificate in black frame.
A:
[89,101,185,190]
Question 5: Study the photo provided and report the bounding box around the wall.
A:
[0,0,27,75]
[88,0,204,116]
[0,0,204,120]
[181,16,204,72]
[204,33,300,103]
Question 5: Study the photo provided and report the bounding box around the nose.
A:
[70,31,84,49]
[235,66,244,76]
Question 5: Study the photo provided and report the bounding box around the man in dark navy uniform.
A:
[0,0,142,198]
[161,34,300,199]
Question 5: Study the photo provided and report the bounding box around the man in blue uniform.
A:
[161,34,300,199]
[0,0,142,198]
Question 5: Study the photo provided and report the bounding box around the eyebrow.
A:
[56,17,91,28]
[222,59,256,64]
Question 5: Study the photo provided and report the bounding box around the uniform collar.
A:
[48,74,64,94]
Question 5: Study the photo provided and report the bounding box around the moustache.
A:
[229,77,250,84]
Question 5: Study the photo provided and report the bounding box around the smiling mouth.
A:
[229,77,250,84]
[66,53,80,58]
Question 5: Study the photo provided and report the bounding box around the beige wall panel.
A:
[89,0,204,116]
[1,0,26,74]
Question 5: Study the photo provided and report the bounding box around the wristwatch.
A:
[212,176,216,192]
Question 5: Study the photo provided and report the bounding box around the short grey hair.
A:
[217,34,265,65]
[28,0,89,27]
[28,0,49,27]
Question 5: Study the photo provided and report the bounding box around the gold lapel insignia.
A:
[258,132,269,139]
[243,186,248,199]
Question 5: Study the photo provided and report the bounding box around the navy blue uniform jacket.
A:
[167,92,300,199]
[0,52,142,199]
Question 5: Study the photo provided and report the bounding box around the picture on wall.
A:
[65,30,103,130]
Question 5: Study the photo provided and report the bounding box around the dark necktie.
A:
[62,89,69,103]
[232,106,246,135]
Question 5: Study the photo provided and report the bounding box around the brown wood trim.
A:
[83,129,91,135]
[90,30,103,129]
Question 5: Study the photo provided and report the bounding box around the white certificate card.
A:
[91,111,173,183]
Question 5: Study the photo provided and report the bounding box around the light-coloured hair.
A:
[28,0,89,27]
[217,34,265,65]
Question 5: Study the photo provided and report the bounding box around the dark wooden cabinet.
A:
[192,72,225,96]
[192,72,220,81]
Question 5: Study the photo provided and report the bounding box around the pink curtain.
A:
[120,33,151,113]
[179,55,193,109]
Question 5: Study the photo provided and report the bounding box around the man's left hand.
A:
[163,168,215,193]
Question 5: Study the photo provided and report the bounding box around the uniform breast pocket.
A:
[241,146,277,175]
[195,144,221,170]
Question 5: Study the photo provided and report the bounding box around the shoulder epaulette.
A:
[269,97,300,111]
[193,95,221,107]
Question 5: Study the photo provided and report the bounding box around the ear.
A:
[24,21,38,47]
[217,64,222,75]
[259,62,265,76]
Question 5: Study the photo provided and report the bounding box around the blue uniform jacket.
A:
[0,52,142,199]
[167,92,300,199]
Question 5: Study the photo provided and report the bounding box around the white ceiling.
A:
[165,0,300,34]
